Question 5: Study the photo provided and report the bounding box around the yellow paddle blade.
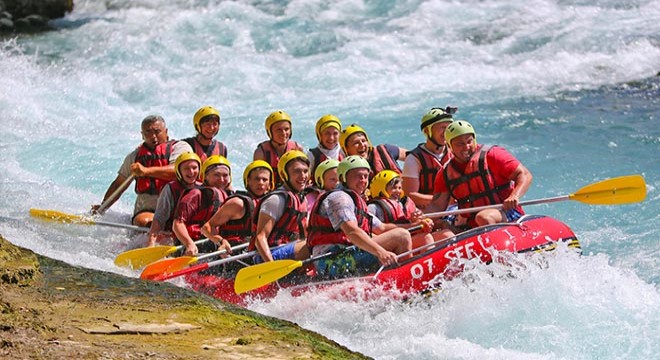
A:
[29,208,93,224]
[113,246,179,269]
[139,256,198,280]
[234,259,303,294]
[570,175,646,205]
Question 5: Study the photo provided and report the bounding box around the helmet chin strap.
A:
[427,134,445,151]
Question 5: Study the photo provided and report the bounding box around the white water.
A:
[1,1,659,358]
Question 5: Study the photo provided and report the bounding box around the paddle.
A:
[140,243,249,280]
[29,208,149,232]
[96,174,136,214]
[233,224,424,295]
[113,238,211,269]
[425,174,646,218]
[151,248,260,282]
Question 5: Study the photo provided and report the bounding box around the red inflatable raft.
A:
[185,215,581,306]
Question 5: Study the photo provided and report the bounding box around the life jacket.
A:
[183,137,227,163]
[219,191,259,246]
[442,144,522,226]
[309,146,344,173]
[249,189,307,250]
[182,187,227,240]
[368,197,416,224]
[163,180,198,231]
[407,143,451,195]
[134,140,175,195]
[307,189,372,248]
[256,140,302,186]
[368,144,402,179]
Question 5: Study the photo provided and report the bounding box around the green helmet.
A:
[314,158,340,189]
[420,107,455,138]
[337,155,371,183]
[444,120,476,149]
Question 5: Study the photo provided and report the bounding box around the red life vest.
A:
[248,189,308,250]
[307,189,372,248]
[183,137,227,163]
[407,144,451,195]
[309,146,344,173]
[219,191,260,246]
[368,197,416,224]
[368,144,402,179]
[256,140,302,186]
[134,141,174,195]
[442,144,522,225]
[163,180,199,231]
[181,187,227,240]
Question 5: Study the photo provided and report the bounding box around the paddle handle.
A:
[96,174,136,214]
[425,195,569,218]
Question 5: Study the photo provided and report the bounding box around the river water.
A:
[1,1,659,359]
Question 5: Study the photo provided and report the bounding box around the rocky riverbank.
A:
[0,0,72,33]
[0,235,369,359]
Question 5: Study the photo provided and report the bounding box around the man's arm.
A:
[339,220,397,266]
[504,164,533,210]
[254,213,276,262]
[91,174,129,214]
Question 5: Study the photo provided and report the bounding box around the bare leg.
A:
[372,227,412,257]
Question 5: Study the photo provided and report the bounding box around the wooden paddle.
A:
[140,243,249,280]
[113,238,211,269]
[233,225,424,295]
[29,208,149,232]
[425,174,646,218]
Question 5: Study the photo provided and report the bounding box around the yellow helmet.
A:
[339,124,372,155]
[369,170,401,199]
[337,155,371,183]
[193,106,220,133]
[277,150,309,183]
[265,110,292,139]
[315,114,342,141]
[444,120,477,149]
[174,152,201,182]
[243,160,274,190]
[313,158,340,189]
[420,107,455,138]
[200,155,231,183]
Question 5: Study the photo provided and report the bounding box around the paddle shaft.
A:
[424,195,569,218]
[95,219,149,232]
[96,174,136,214]
[194,243,249,262]
[154,248,257,281]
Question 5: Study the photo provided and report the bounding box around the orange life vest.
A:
[134,141,174,194]
[407,144,451,195]
[183,137,227,163]
[248,189,307,250]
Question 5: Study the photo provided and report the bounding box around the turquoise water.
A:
[1,1,659,358]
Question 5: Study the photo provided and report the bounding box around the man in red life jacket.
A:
[338,124,407,181]
[253,110,304,187]
[146,152,201,252]
[307,156,412,278]
[432,121,533,229]
[200,160,275,254]
[307,114,344,177]
[172,155,232,255]
[402,107,455,212]
[251,150,310,263]
[182,106,228,163]
[91,115,192,227]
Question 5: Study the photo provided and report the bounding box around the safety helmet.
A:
[369,170,401,199]
[337,155,371,183]
[314,158,340,189]
[174,152,202,182]
[200,155,231,183]
[265,110,292,139]
[444,120,477,149]
[339,124,372,155]
[315,114,342,141]
[420,107,454,138]
[243,160,274,190]
[277,150,309,183]
[193,106,220,133]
